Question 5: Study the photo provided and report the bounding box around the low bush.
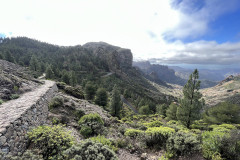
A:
[49,96,64,109]
[63,140,118,160]
[0,99,3,105]
[65,86,84,99]
[145,127,175,148]
[218,130,240,160]
[166,120,186,131]
[90,135,118,152]
[28,125,74,160]
[74,109,85,120]
[139,105,151,115]
[5,150,43,160]
[124,128,144,138]
[78,113,104,137]
[167,130,201,156]
[115,138,128,148]
[201,130,226,159]
[218,124,237,130]
[144,120,163,128]
[190,120,208,130]
[52,117,60,125]
[10,94,19,99]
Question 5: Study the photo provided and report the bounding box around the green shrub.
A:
[212,127,230,133]
[28,125,74,160]
[0,99,3,105]
[63,140,118,160]
[144,120,163,128]
[90,135,117,152]
[166,120,186,131]
[52,117,60,125]
[145,127,175,148]
[190,120,208,130]
[124,128,144,138]
[211,152,223,160]
[13,85,19,92]
[218,130,240,160]
[80,126,93,138]
[203,102,240,124]
[115,138,128,148]
[78,113,104,137]
[167,131,201,156]
[65,86,84,99]
[218,124,237,130]
[10,94,19,99]
[6,150,43,160]
[49,96,64,109]
[139,105,151,115]
[201,130,226,159]
[202,130,240,160]
[74,109,85,120]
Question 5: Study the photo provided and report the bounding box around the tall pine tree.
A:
[177,69,204,128]
[110,85,122,118]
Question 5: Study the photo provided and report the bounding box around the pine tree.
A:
[62,72,71,85]
[156,104,168,117]
[94,88,108,107]
[166,102,178,120]
[177,69,204,128]
[29,55,39,71]
[84,82,96,100]
[46,65,54,79]
[110,85,122,118]
[70,72,77,87]
[5,51,15,63]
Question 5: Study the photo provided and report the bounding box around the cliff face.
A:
[83,42,133,71]
[133,61,186,86]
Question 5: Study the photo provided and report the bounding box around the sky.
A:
[0,0,240,69]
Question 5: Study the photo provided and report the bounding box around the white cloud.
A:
[150,40,240,65]
[162,0,240,40]
[0,0,239,65]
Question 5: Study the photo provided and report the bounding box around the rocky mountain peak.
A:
[83,42,133,71]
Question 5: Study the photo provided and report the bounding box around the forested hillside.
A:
[0,37,174,113]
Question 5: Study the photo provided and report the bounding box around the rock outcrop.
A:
[0,80,57,156]
[83,42,133,71]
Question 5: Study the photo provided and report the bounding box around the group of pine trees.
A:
[84,82,122,118]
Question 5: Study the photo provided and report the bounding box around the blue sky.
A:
[0,0,240,69]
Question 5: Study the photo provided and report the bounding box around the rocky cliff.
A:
[83,42,133,71]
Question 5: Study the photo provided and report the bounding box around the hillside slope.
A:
[202,75,240,106]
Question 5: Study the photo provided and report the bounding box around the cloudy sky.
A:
[0,0,240,69]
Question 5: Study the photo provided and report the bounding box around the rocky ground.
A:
[0,60,40,101]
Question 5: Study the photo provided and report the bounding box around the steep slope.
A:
[201,75,240,106]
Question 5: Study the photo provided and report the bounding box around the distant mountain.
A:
[169,66,240,81]
[133,61,218,88]
[133,61,186,86]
